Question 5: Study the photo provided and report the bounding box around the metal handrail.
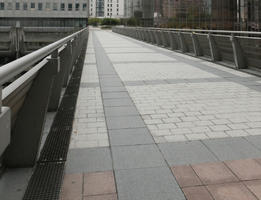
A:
[126,26,261,36]
[0,28,86,86]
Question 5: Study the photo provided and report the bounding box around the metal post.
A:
[4,58,58,167]
[178,32,187,53]
[230,34,246,69]
[168,32,178,50]
[208,33,221,61]
[191,33,202,56]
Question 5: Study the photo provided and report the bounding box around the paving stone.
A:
[244,180,261,199]
[104,106,139,117]
[109,129,154,146]
[112,144,166,169]
[225,159,261,181]
[115,167,185,200]
[100,81,123,87]
[66,148,112,173]
[203,137,261,161]
[84,194,118,200]
[60,173,83,200]
[84,171,116,196]
[171,165,202,188]
[103,98,134,107]
[101,87,127,93]
[182,186,214,200]
[191,162,238,185]
[106,116,145,130]
[207,182,258,200]
[102,92,130,99]
[158,141,218,165]
[245,135,261,149]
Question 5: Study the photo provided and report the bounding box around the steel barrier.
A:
[112,27,261,71]
[0,27,88,167]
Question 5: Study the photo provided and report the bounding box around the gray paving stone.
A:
[102,92,130,99]
[100,81,123,87]
[158,141,218,165]
[104,106,140,117]
[115,167,185,200]
[106,115,145,129]
[80,82,100,88]
[203,137,261,161]
[109,130,154,146]
[65,147,112,173]
[0,168,33,200]
[112,144,165,169]
[101,86,127,93]
[109,127,151,135]
[144,80,168,85]
[103,98,134,107]
[245,135,261,151]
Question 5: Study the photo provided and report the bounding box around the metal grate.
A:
[23,35,88,200]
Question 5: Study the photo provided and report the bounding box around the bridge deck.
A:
[60,29,261,200]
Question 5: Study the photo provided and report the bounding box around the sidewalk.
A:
[61,29,261,200]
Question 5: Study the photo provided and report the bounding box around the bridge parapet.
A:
[113,27,261,72]
[0,28,88,167]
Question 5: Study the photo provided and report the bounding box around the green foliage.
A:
[88,18,102,26]
[101,18,120,26]
[126,17,140,26]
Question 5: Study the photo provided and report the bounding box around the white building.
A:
[0,0,89,27]
[89,0,124,18]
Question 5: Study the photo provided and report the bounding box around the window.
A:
[38,3,43,10]
[31,3,35,9]
[23,3,27,10]
[15,2,20,10]
[46,2,50,10]
[75,3,79,11]
[0,2,4,10]
[7,2,12,10]
[61,3,65,11]
[53,3,57,10]
[83,3,87,11]
[68,3,72,11]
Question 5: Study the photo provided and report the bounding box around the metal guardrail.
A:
[0,27,89,167]
[112,27,261,71]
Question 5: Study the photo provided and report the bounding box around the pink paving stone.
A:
[225,159,261,181]
[207,182,258,200]
[244,180,261,199]
[191,162,238,185]
[60,173,83,200]
[182,186,214,200]
[171,165,202,188]
[84,194,118,200]
[84,171,116,196]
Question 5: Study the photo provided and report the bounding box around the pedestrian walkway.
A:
[61,29,261,200]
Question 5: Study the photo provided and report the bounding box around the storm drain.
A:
[23,36,88,200]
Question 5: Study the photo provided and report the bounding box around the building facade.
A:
[0,0,89,27]
[89,0,124,18]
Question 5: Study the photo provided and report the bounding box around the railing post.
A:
[63,41,73,87]
[208,33,221,61]
[4,58,58,167]
[178,32,187,53]
[191,33,202,56]
[48,49,62,111]
[230,34,246,69]
[0,87,11,159]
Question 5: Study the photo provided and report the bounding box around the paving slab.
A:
[103,98,134,107]
[106,116,145,130]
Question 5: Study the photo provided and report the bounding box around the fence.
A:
[0,27,88,167]
[112,27,261,72]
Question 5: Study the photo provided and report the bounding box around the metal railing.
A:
[112,27,261,71]
[0,27,89,167]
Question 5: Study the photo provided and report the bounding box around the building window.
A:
[46,2,50,10]
[75,3,79,11]
[53,3,57,10]
[7,2,12,10]
[0,3,4,10]
[38,3,43,10]
[83,3,87,11]
[23,3,27,10]
[15,2,20,10]
[68,3,72,11]
[61,3,65,11]
[31,3,35,9]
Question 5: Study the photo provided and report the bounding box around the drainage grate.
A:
[23,163,65,200]
[23,35,88,200]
